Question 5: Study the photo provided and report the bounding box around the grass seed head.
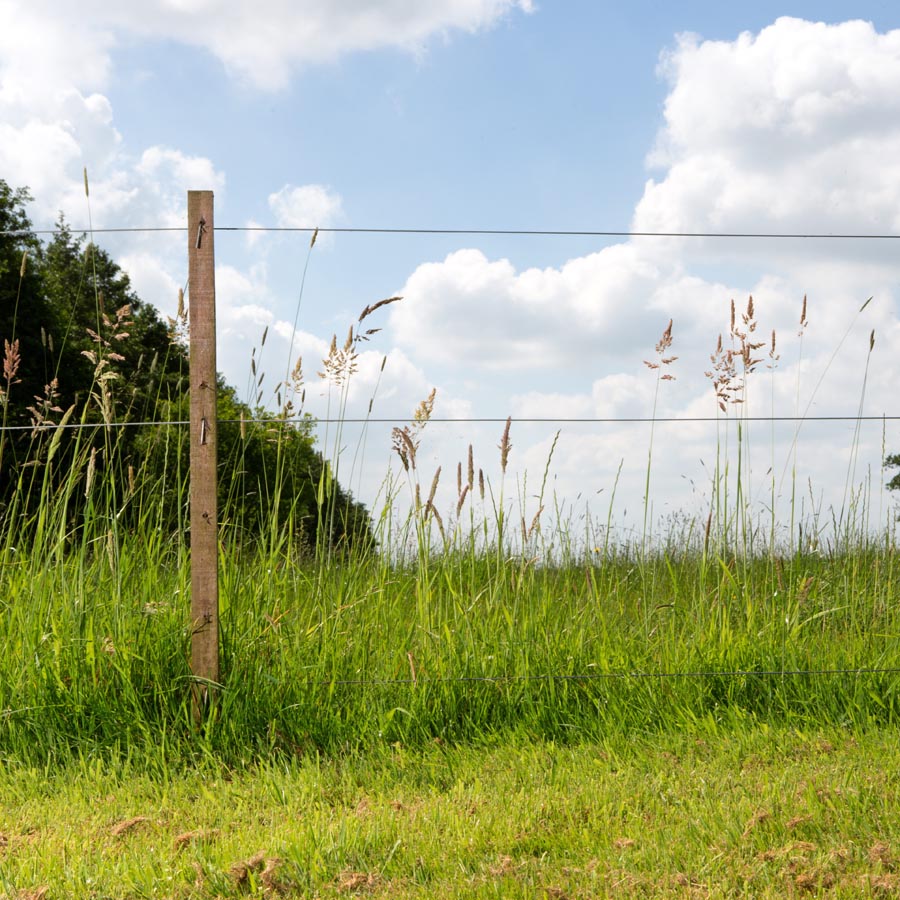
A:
[359,295,402,323]
[391,427,417,471]
[85,447,97,498]
[499,417,512,474]
[426,466,441,508]
[528,506,544,540]
[428,501,445,539]
[646,320,677,378]
[319,333,358,386]
[415,388,436,426]
[3,338,21,386]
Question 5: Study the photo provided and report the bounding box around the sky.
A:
[3,0,900,548]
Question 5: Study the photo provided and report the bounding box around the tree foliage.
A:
[0,179,372,551]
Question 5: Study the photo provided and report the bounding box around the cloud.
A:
[377,17,900,532]
[0,2,112,101]
[387,17,900,386]
[390,245,676,371]
[638,17,900,242]
[268,184,343,229]
[12,0,533,91]
[128,0,532,89]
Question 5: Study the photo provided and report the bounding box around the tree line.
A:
[0,180,371,551]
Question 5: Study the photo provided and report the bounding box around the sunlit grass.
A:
[1,484,898,767]
[3,728,900,898]
[2,226,899,895]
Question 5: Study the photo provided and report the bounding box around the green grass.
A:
[2,254,898,895]
[3,727,900,898]
[0,521,898,765]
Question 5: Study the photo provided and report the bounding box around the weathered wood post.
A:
[187,190,219,722]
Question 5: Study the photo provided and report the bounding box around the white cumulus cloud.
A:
[638,17,900,240]
[268,184,343,229]
[378,17,900,531]
[10,0,533,91]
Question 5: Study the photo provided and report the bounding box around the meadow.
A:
[2,409,900,897]
[1,252,899,896]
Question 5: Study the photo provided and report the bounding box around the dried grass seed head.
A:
[499,416,512,474]
[318,332,358,385]
[426,466,441,508]
[291,356,304,386]
[358,295,402,324]
[644,319,677,377]
[414,388,436,426]
[391,426,417,471]
[3,339,21,385]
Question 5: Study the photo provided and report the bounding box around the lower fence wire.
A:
[251,666,900,689]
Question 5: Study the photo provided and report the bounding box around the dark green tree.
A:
[0,182,57,431]
[0,182,372,551]
[41,219,189,420]
[885,455,900,493]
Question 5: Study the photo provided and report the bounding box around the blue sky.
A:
[3,1,900,543]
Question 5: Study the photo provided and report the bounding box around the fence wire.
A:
[3,216,898,696]
[0,414,896,434]
[6,225,900,239]
[306,667,900,687]
[180,666,900,691]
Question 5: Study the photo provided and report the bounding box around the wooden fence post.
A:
[188,190,219,722]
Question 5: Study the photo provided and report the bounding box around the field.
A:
[1,495,900,897]
[3,727,900,898]
[2,278,900,897]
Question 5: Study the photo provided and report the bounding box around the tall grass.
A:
[0,244,897,770]
[1,505,898,769]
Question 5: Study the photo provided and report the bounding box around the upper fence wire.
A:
[6,225,900,238]
[2,220,896,430]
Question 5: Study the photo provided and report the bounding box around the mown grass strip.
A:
[1,726,899,898]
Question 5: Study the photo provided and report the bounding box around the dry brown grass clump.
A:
[109,816,149,837]
[173,827,219,849]
[336,870,381,893]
